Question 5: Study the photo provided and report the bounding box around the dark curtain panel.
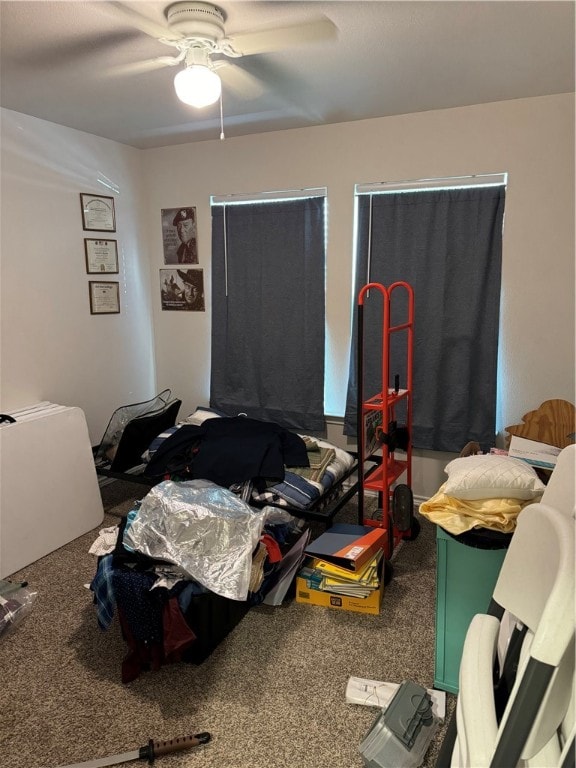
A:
[344,186,505,451]
[211,197,325,431]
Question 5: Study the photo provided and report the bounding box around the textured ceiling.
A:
[0,1,574,149]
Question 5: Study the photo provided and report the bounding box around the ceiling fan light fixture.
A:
[174,64,221,108]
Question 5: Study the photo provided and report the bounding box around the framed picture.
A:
[161,207,198,264]
[364,410,383,457]
[80,193,116,232]
[160,268,205,312]
[84,238,119,274]
[89,281,120,315]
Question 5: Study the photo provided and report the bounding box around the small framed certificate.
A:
[80,193,116,232]
[89,281,120,315]
[84,238,119,274]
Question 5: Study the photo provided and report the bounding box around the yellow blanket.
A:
[419,482,531,535]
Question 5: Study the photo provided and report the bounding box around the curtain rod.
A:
[211,187,327,205]
[356,173,507,195]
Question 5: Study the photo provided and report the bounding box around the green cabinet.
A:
[434,526,507,694]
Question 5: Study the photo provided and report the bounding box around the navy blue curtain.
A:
[211,197,325,431]
[344,186,505,452]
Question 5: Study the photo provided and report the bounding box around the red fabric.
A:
[260,534,283,563]
[163,597,197,661]
[117,598,197,683]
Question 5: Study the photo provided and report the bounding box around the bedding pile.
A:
[89,480,304,681]
[143,407,355,511]
[123,479,293,601]
[143,414,309,486]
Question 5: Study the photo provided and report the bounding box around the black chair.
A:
[95,399,181,481]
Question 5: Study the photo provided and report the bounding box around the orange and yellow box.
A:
[295,572,384,615]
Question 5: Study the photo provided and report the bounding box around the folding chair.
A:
[450,498,574,767]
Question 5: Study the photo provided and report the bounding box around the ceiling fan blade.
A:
[225,17,337,56]
[103,56,182,77]
[215,61,265,100]
[102,1,179,40]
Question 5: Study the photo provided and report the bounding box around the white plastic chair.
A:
[540,444,575,516]
[450,497,575,767]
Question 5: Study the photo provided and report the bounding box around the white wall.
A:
[0,108,156,441]
[1,94,574,497]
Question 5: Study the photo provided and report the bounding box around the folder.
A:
[323,571,379,593]
[304,524,387,572]
[313,548,383,584]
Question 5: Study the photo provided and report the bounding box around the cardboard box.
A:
[295,571,385,615]
[508,435,561,470]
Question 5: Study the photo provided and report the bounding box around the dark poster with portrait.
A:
[160,268,205,311]
[161,207,198,264]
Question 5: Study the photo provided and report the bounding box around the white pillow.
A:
[183,407,223,426]
[444,454,545,500]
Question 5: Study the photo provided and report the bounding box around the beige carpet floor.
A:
[0,480,454,768]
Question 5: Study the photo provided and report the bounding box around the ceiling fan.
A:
[105,1,338,108]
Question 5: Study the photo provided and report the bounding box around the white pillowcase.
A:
[183,407,223,426]
[444,454,546,500]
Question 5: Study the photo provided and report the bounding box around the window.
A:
[344,175,507,452]
[210,190,327,431]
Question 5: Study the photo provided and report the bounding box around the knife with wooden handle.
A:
[54,732,211,768]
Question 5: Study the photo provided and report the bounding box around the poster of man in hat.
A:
[161,207,198,264]
[160,268,205,311]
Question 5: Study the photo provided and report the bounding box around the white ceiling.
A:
[1,1,574,149]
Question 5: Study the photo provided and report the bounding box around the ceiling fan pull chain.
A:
[219,91,225,141]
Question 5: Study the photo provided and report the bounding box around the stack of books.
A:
[297,523,387,601]
[299,548,383,599]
